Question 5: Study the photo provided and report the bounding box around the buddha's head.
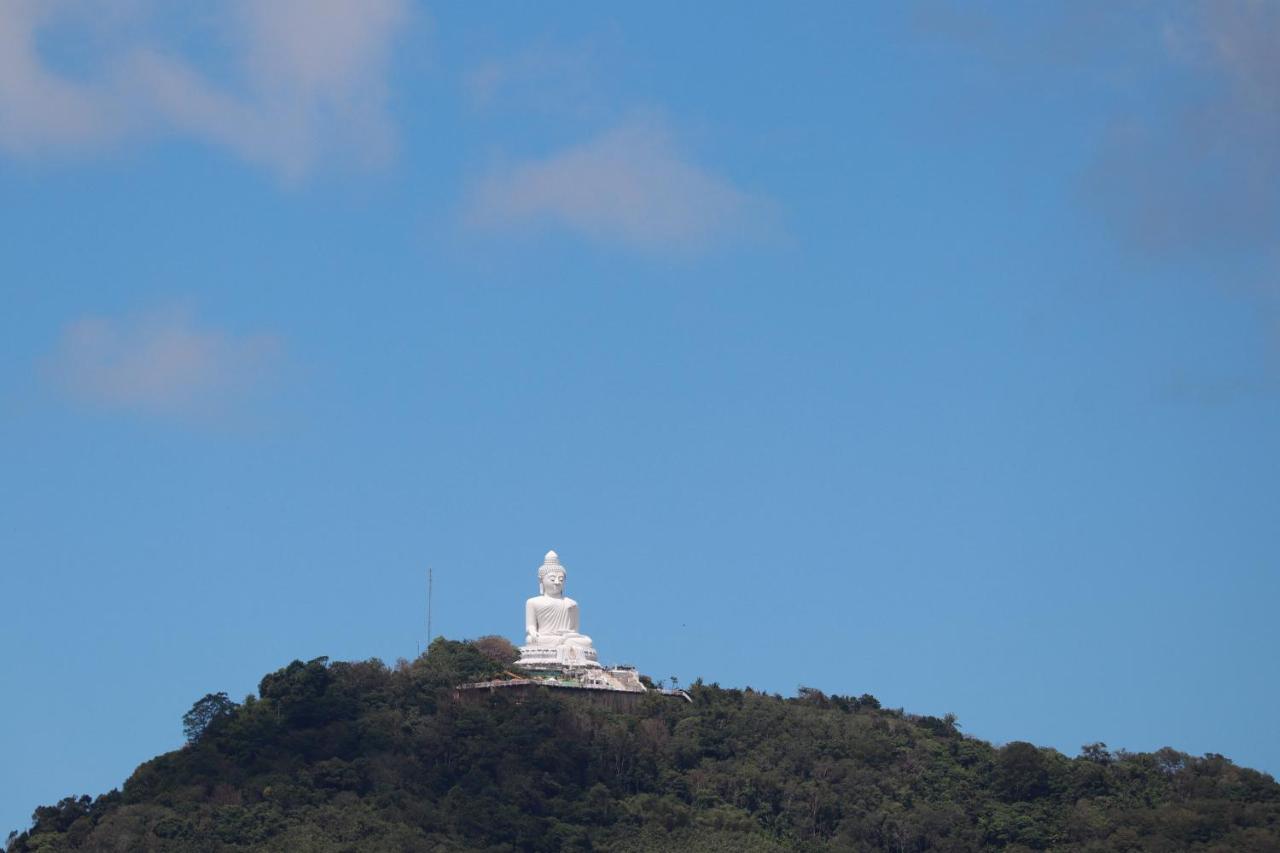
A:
[538,550,566,595]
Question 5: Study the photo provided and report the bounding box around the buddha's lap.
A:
[549,633,593,645]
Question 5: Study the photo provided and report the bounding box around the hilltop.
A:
[9,638,1280,852]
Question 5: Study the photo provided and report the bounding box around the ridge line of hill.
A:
[10,637,1279,852]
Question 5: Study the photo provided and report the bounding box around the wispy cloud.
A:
[47,309,280,418]
[463,41,608,119]
[0,0,408,179]
[464,116,764,251]
[914,1,1280,266]
[0,1,123,153]
[1088,2,1280,260]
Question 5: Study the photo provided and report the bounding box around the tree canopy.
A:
[9,638,1279,851]
[182,693,238,745]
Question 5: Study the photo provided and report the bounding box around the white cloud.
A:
[48,309,280,418]
[463,41,605,118]
[0,0,408,179]
[0,1,122,153]
[915,3,1280,276]
[465,117,762,251]
[1087,2,1280,257]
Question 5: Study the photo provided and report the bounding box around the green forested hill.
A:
[10,639,1280,852]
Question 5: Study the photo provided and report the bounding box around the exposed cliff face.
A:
[10,640,1280,852]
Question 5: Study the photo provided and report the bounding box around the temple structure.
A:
[456,549,690,705]
[513,551,645,692]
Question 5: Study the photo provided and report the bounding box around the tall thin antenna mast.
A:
[427,567,434,645]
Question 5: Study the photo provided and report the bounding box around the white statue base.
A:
[516,643,600,669]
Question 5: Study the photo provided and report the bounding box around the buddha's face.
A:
[543,570,565,595]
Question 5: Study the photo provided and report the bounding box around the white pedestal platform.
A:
[516,643,600,668]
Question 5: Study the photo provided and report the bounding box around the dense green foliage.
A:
[10,639,1280,852]
[182,694,238,745]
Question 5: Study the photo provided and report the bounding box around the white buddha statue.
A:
[516,551,600,668]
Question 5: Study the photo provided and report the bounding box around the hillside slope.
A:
[9,639,1280,852]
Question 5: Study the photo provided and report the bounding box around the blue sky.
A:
[3,0,1279,836]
